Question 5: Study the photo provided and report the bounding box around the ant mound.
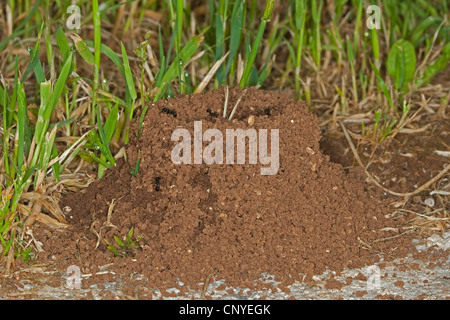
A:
[40,87,412,290]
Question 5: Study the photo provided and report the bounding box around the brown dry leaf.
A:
[144,10,163,21]
[18,204,68,229]
[36,214,68,229]
[399,123,431,134]
[20,193,66,223]
[194,51,229,94]
[69,102,90,120]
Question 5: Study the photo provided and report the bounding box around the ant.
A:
[154,177,161,191]
[162,107,177,117]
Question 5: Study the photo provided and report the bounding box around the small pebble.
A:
[424,197,434,207]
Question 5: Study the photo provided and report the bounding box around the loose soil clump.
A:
[37,87,412,290]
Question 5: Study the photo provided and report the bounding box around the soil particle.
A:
[355,290,367,297]
[39,87,413,292]
[354,273,368,281]
[324,279,344,290]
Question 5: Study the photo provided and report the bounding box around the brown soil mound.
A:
[37,87,412,290]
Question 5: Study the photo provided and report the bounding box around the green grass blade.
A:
[31,81,51,167]
[310,0,323,69]
[21,23,44,82]
[0,84,8,109]
[71,34,95,65]
[55,26,70,61]
[15,82,27,169]
[410,16,442,46]
[121,42,137,101]
[96,105,116,166]
[91,0,102,126]
[45,52,73,120]
[154,35,203,100]
[32,57,46,84]
[104,102,119,143]
[175,0,183,53]
[416,42,450,88]
[387,39,416,92]
[370,60,395,110]
[0,0,41,50]
[40,128,57,170]
[158,25,166,73]
[224,0,245,81]
[99,0,136,13]
[239,0,274,87]
[214,13,225,83]
[84,40,125,76]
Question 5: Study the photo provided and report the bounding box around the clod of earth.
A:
[36,87,412,290]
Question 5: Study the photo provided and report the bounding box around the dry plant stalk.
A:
[339,121,450,198]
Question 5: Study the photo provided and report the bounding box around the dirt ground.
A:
[0,88,446,295]
[0,241,448,300]
[1,87,447,299]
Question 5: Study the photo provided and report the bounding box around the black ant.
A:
[162,107,177,117]
[206,109,219,118]
[154,177,161,191]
